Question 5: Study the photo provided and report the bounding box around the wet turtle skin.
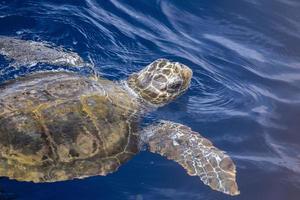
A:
[0,72,140,182]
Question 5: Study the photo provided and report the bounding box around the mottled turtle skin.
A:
[0,71,140,182]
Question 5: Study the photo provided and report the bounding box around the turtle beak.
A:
[180,64,193,90]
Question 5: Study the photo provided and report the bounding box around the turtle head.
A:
[127,59,192,105]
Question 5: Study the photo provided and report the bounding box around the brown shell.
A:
[0,72,140,182]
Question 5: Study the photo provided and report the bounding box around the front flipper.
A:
[141,120,239,196]
[0,36,88,68]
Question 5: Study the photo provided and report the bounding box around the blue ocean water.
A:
[0,0,300,199]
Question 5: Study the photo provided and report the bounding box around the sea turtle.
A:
[0,41,239,196]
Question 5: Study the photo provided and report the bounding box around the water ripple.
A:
[0,0,300,199]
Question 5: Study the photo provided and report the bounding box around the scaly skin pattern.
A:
[0,71,140,182]
[143,121,239,196]
[127,59,192,105]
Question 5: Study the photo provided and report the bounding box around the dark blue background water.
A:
[0,0,300,199]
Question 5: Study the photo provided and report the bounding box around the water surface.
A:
[0,0,300,199]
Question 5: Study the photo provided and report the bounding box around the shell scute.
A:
[0,72,139,182]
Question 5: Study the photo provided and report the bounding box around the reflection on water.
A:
[203,34,266,62]
[0,0,300,199]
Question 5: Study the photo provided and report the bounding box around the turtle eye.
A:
[168,82,181,90]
